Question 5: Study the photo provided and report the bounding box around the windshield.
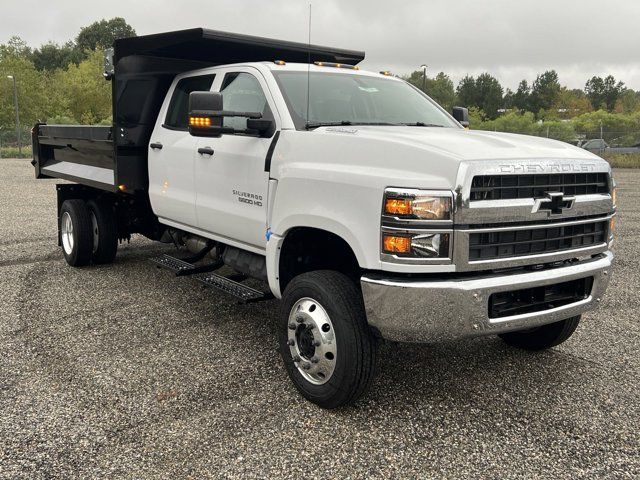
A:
[272,71,460,130]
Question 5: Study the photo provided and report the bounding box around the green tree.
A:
[76,17,136,52]
[455,75,476,108]
[513,80,530,111]
[0,37,52,134]
[31,41,81,71]
[427,72,455,111]
[474,73,503,119]
[602,75,625,111]
[530,70,561,114]
[585,75,624,112]
[553,87,591,119]
[0,36,32,58]
[585,76,605,110]
[404,70,456,110]
[455,74,503,119]
[502,88,514,109]
[56,49,112,124]
[617,89,640,114]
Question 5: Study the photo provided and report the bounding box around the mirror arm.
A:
[190,110,263,119]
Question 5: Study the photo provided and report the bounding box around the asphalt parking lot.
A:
[0,158,638,479]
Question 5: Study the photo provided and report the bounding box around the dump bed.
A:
[33,125,117,190]
[32,28,365,194]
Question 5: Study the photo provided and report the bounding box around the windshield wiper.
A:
[399,122,445,127]
[305,121,401,130]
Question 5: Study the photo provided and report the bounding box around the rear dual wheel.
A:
[60,199,118,267]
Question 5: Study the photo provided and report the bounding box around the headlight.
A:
[384,189,452,220]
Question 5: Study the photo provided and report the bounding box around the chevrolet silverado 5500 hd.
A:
[32,29,615,408]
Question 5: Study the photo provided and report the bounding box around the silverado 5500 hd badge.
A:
[233,190,263,207]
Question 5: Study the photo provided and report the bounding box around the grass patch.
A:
[0,147,33,159]
[601,153,640,169]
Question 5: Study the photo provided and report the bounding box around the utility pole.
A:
[420,64,428,93]
[599,120,603,140]
[7,75,21,156]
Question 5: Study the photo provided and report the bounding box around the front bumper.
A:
[361,251,613,343]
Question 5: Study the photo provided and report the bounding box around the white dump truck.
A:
[32,29,615,408]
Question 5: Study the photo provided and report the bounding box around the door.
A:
[195,70,277,248]
[148,73,216,226]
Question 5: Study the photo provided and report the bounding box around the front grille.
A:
[489,277,593,318]
[469,221,607,261]
[470,173,609,201]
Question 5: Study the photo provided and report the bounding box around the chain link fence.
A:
[0,125,32,158]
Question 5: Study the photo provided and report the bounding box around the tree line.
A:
[2,17,640,148]
[404,69,638,121]
[0,18,135,137]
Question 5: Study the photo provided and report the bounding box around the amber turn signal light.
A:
[383,235,412,254]
[189,116,212,127]
[385,198,412,216]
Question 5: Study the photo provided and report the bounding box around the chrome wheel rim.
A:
[288,297,337,385]
[61,212,74,255]
[90,212,99,254]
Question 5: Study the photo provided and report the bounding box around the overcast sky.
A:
[3,0,639,91]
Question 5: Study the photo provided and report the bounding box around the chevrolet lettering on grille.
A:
[532,192,576,216]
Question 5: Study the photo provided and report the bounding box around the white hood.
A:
[324,126,602,163]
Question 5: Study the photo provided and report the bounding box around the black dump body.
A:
[33,28,365,193]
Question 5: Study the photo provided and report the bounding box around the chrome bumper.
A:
[361,252,613,343]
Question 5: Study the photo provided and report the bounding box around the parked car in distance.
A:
[580,138,640,155]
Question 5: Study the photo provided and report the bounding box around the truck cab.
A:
[32,29,615,408]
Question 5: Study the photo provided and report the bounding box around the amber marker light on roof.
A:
[382,234,412,254]
[274,60,286,65]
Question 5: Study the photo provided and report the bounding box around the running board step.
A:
[150,254,221,276]
[195,271,269,303]
[151,254,195,273]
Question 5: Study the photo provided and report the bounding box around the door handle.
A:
[150,142,163,150]
[198,147,214,156]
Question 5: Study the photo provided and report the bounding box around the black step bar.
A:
[150,253,271,303]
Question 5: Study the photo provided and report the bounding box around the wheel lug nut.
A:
[302,363,311,370]
[307,324,315,330]
[313,340,321,347]
[288,323,296,330]
[311,356,319,364]
[293,355,301,363]
[287,339,295,346]
[296,316,305,323]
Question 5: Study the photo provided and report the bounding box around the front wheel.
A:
[499,316,581,351]
[279,271,377,409]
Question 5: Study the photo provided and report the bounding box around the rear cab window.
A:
[164,74,216,130]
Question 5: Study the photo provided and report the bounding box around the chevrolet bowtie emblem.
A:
[532,192,575,216]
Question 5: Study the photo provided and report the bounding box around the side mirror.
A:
[188,91,267,137]
[188,91,224,137]
[452,106,470,128]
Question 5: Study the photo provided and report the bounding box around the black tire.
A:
[59,199,93,267]
[87,199,118,264]
[499,316,581,351]
[279,270,377,409]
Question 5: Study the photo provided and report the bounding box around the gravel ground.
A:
[0,158,638,479]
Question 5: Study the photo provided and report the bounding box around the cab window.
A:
[220,72,271,131]
[165,74,216,129]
